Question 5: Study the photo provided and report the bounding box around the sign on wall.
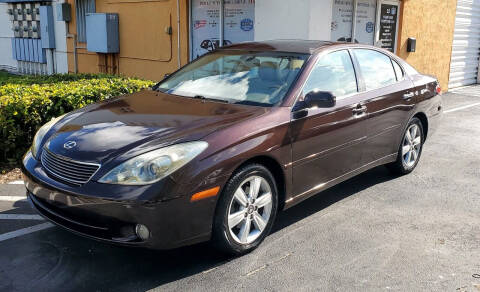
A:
[377,2,399,52]
[355,0,377,44]
[331,0,354,42]
[191,0,255,60]
[331,0,376,44]
[191,0,221,59]
[224,0,255,45]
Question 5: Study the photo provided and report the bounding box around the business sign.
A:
[191,0,255,59]
[331,0,377,44]
[191,0,221,59]
[378,3,398,52]
[355,0,376,45]
[331,0,354,42]
[224,0,255,44]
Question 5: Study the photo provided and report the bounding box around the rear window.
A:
[353,49,397,91]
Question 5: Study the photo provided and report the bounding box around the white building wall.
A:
[255,0,333,41]
[0,3,16,71]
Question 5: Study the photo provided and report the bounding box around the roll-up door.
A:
[449,0,480,88]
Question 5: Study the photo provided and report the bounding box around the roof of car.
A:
[219,39,340,54]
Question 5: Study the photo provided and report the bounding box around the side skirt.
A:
[283,153,397,210]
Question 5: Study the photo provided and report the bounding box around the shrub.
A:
[0,73,154,164]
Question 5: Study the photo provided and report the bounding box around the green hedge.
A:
[0,73,154,164]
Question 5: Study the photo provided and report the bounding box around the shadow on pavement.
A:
[0,166,396,291]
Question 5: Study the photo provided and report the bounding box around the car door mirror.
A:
[304,90,336,108]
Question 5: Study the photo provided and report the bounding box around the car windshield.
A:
[156,50,309,107]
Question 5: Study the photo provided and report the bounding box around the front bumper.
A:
[22,151,225,250]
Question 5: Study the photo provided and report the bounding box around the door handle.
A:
[403,92,415,99]
[352,105,367,115]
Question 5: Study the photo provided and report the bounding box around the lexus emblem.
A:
[63,141,77,149]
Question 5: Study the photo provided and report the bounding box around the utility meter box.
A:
[56,3,71,22]
[40,6,55,48]
[86,13,119,53]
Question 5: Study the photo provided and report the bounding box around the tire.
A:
[212,164,278,255]
[387,117,425,175]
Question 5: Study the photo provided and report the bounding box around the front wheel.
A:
[387,117,424,175]
[212,164,278,255]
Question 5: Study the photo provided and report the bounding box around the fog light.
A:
[135,224,150,240]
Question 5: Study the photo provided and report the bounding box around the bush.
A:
[0,73,154,164]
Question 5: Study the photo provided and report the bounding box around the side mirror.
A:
[304,90,336,108]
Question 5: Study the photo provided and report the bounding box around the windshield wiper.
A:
[192,95,230,104]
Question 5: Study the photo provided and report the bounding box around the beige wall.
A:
[66,0,189,81]
[397,0,457,91]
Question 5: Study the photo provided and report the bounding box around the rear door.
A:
[290,50,368,199]
[351,49,415,164]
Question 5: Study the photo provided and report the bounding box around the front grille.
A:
[41,148,100,185]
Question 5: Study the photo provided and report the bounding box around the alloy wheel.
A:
[227,176,273,244]
[402,123,422,168]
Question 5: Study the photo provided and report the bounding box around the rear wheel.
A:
[212,164,278,255]
[387,117,424,175]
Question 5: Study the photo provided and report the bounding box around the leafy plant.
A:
[0,73,154,164]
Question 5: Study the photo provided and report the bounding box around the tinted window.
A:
[354,49,397,90]
[392,59,404,81]
[303,50,357,98]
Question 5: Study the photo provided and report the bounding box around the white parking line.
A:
[444,102,480,114]
[0,196,27,202]
[0,222,53,242]
[0,214,44,220]
[8,180,24,185]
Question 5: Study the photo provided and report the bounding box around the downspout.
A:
[177,0,181,68]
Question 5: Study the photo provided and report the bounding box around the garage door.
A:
[449,0,480,88]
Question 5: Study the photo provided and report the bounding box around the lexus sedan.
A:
[22,40,443,255]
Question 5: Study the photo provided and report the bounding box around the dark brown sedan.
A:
[22,40,442,255]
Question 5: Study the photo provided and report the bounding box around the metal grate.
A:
[41,148,100,185]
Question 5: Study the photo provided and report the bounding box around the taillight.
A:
[435,83,442,94]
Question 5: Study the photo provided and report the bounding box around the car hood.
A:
[44,90,268,164]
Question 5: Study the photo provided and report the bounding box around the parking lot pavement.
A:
[1,90,480,292]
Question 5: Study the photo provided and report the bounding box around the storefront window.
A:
[330,0,399,52]
[191,0,255,60]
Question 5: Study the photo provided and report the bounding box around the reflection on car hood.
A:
[44,90,268,164]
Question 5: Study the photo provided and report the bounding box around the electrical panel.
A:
[40,5,55,48]
[86,13,119,53]
[7,3,42,39]
[56,3,71,22]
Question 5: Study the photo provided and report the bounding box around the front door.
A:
[290,50,368,200]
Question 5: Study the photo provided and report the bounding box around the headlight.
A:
[98,141,208,185]
[31,114,66,158]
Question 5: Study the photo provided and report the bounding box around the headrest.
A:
[289,59,304,70]
[258,61,279,82]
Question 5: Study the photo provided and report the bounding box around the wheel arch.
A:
[413,112,429,141]
[228,155,287,212]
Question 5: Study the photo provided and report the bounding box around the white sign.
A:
[331,0,376,45]
[331,0,354,42]
[191,0,255,59]
[355,0,376,45]
[224,0,255,45]
[191,0,221,59]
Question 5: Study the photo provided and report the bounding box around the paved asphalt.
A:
[1,89,480,292]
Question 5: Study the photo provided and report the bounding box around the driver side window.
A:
[303,50,358,98]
